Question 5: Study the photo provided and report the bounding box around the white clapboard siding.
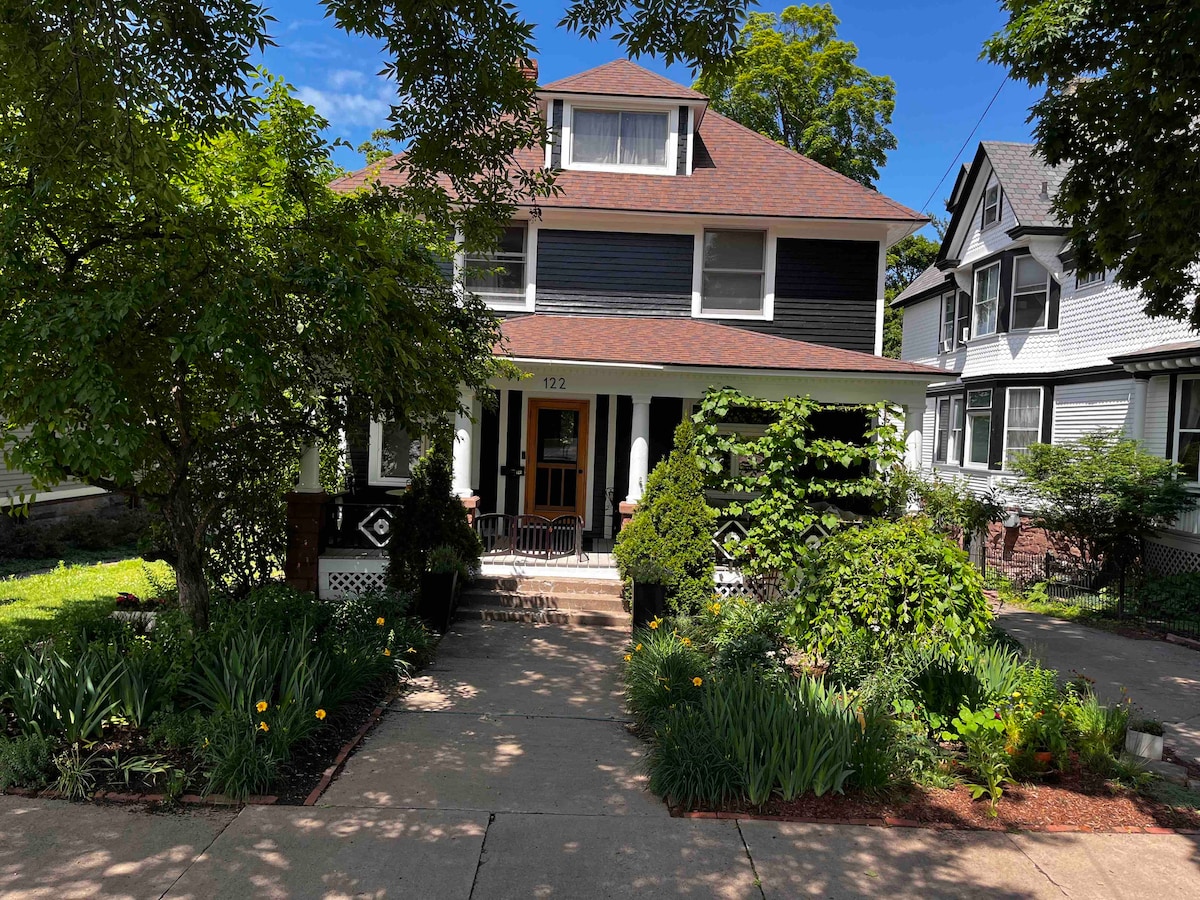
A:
[1051,380,1131,444]
[921,398,935,469]
[960,171,1017,265]
[901,296,942,366]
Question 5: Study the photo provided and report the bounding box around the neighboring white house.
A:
[894,141,1200,573]
[1,426,112,519]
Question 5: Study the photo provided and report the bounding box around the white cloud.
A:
[296,85,390,129]
[328,69,368,90]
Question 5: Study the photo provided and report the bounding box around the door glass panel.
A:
[537,409,579,463]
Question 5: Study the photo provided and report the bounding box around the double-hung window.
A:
[463,224,527,307]
[966,389,992,466]
[369,421,425,486]
[981,183,1001,228]
[939,293,956,351]
[1004,387,1043,465]
[1076,268,1105,289]
[572,108,669,170]
[701,230,766,315]
[1010,256,1050,330]
[935,396,965,464]
[972,262,1000,337]
[1175,378,1200,481]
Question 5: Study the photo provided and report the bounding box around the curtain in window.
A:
[1177,381,1200,479]
[620,112,667,166]
[1005,389,1042,461]
[573,110,619,164]
[973,265,999,336]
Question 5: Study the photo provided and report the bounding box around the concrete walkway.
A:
[1,618,1199,898]
[995,606,1200,765]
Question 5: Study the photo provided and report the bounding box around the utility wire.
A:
[919,74,1010,214]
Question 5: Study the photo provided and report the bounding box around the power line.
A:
[919,74,1010,215]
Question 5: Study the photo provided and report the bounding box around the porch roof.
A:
[496,315,949,377]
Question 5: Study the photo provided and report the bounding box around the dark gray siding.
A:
[726,238,879,353]
[535,229,694,316]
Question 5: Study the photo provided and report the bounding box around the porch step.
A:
[456,606,631,627]
[473,575,624,598]
[460,589,628,614]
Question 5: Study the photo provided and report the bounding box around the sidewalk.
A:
[1,618,1198,898]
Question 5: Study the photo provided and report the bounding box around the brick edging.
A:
[671,809,1199,835]
[1,786,277,807]
[302,684,405,807]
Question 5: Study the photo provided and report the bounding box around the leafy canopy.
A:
[1009,432,1197,569]
[985,0,1200,327]
[694,4,898,187]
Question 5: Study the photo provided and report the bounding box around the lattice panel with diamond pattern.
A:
[1145,540,1200,577]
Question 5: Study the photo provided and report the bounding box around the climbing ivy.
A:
[692,388,906,577]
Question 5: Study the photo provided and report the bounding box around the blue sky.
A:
[260,2,1039,227]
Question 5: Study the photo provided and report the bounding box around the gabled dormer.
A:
[537,60,709,177]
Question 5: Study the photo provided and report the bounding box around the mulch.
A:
[676,770,1200,832]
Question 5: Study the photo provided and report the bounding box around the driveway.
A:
[995,606,1200,765]
[1,618,1198,898]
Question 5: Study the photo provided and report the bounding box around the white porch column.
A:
[296,443,322,492]
[1129,375,1149,443]
[626,394,652,503]
[452,388,475,498]
[903,405,923,470]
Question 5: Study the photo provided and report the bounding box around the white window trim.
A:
[949,395,964,464]
[938,292,956,354]
[965,389,993,468]
[971,261,1001,339]
[692,227,775,321]
[981,183,1001,230]
[934,396,951,464]
[1009,256,1052,332]
[1076,267,1106,289]
[1002,386,1044,467]
[562,100,679,176]
[1173,375,1200,484]
[368,420,426,487]
[455,223,536,313]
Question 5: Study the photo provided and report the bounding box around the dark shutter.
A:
[1166,374,1179,460]
[955,291,971,345]
[478,391,500,514]
[989,386,1007,471]
[997,251,1015,333]
[503,390,523,515]
[550,99,564,169]
[1040,385,1055,444]
[1047,275,1061,329]
[591,395,610,536]
[676,105,689,174]
[612,396,633,534]
[649,398,684,470]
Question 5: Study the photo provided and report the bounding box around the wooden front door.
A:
[525,398,589,520]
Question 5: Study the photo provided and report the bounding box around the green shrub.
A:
[1067,689,1129,773]
[2,646,123,742]
[386,443,482,593]
[148,710,206,750]
[197,713,279,800]
[679,596,787,675]
[1135,572,1200,620]
[615,422,716,613]
[0,734,55,789]
[646,705,744,810]
[791,517,991,660]
[623,627,707,730]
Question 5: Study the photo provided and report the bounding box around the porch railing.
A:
[474,513,584,561]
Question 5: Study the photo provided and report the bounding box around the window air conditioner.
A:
[960,326,971,342]
[940,339,953,353]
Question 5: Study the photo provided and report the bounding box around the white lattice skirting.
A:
[319,557,387,600]
[1145,537,1200,577]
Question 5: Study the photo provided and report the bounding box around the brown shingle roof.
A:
[497,315,947,376]
[540,59,707,101]
[331,107,924,223]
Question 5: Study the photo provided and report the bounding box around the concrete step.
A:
[473,575,624,599]
[461,589,628,614]
[456,605,631,627]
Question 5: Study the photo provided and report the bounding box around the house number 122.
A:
[543,377,566,390]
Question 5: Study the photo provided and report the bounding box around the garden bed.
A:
[674,769,1200,832]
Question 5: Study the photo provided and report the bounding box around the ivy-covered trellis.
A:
[692,388,906,577]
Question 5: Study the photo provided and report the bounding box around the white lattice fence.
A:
[1145,539,1200,577]
[319,557,387,600]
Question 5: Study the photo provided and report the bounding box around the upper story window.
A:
[1175,378,1200,481]
[966,389,992,466]
[463,224,527,308]
[972,262,1000,337]
[981,183,1001,229]
[1011,256,1050,330]
[1076,267,1105,289]
[939,292,956,352]
[572,108,669,170]
[701,230,766,315]
[1004,387,1043,465]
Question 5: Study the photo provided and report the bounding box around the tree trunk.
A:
[164,490,211,631]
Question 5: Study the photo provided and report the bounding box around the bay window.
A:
[1010,256,1050,330]
[572,108,669,169]
[701,230,766,314]
[463,224,527,307]
[966,389,992,466]
[972,262,1000,337]
[1004,387,1043,464]
[1175,378,1200,481]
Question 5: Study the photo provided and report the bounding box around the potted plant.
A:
[627,559,671,627]
[1125,718,1164,760]
[418,545,465,633]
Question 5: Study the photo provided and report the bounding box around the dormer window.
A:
[981,183,1001,229]
[570,107,670,171]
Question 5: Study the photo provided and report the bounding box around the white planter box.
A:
[1125,729,1164,761]
[111,610,158,629]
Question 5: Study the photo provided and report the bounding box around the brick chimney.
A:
[519,58,538,82]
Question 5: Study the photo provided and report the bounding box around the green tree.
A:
[985,0,1200,328]
[0,80,501,629]
[615,422,716,613]
[693,5,897,187]
[1009,433,1197,572]
[883,233,939,358]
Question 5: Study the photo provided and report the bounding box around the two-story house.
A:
[894,140,1200,574]
[310,59,947,597]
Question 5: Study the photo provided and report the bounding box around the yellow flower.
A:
[711,602,721,615]
[680,637,692,647]
[383,648,392,657]
[255,700,268,713]
[1011,692,1021,699]
[624,654,632,662]
[635,643,643,652]
[315,709,327,720]
[406,647,416,654]
[376,617,386,626]
[648,618,660,630]
[258,721,270,733]
[692,677,703,687]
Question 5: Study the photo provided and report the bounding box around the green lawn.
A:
[0,559,175,648]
